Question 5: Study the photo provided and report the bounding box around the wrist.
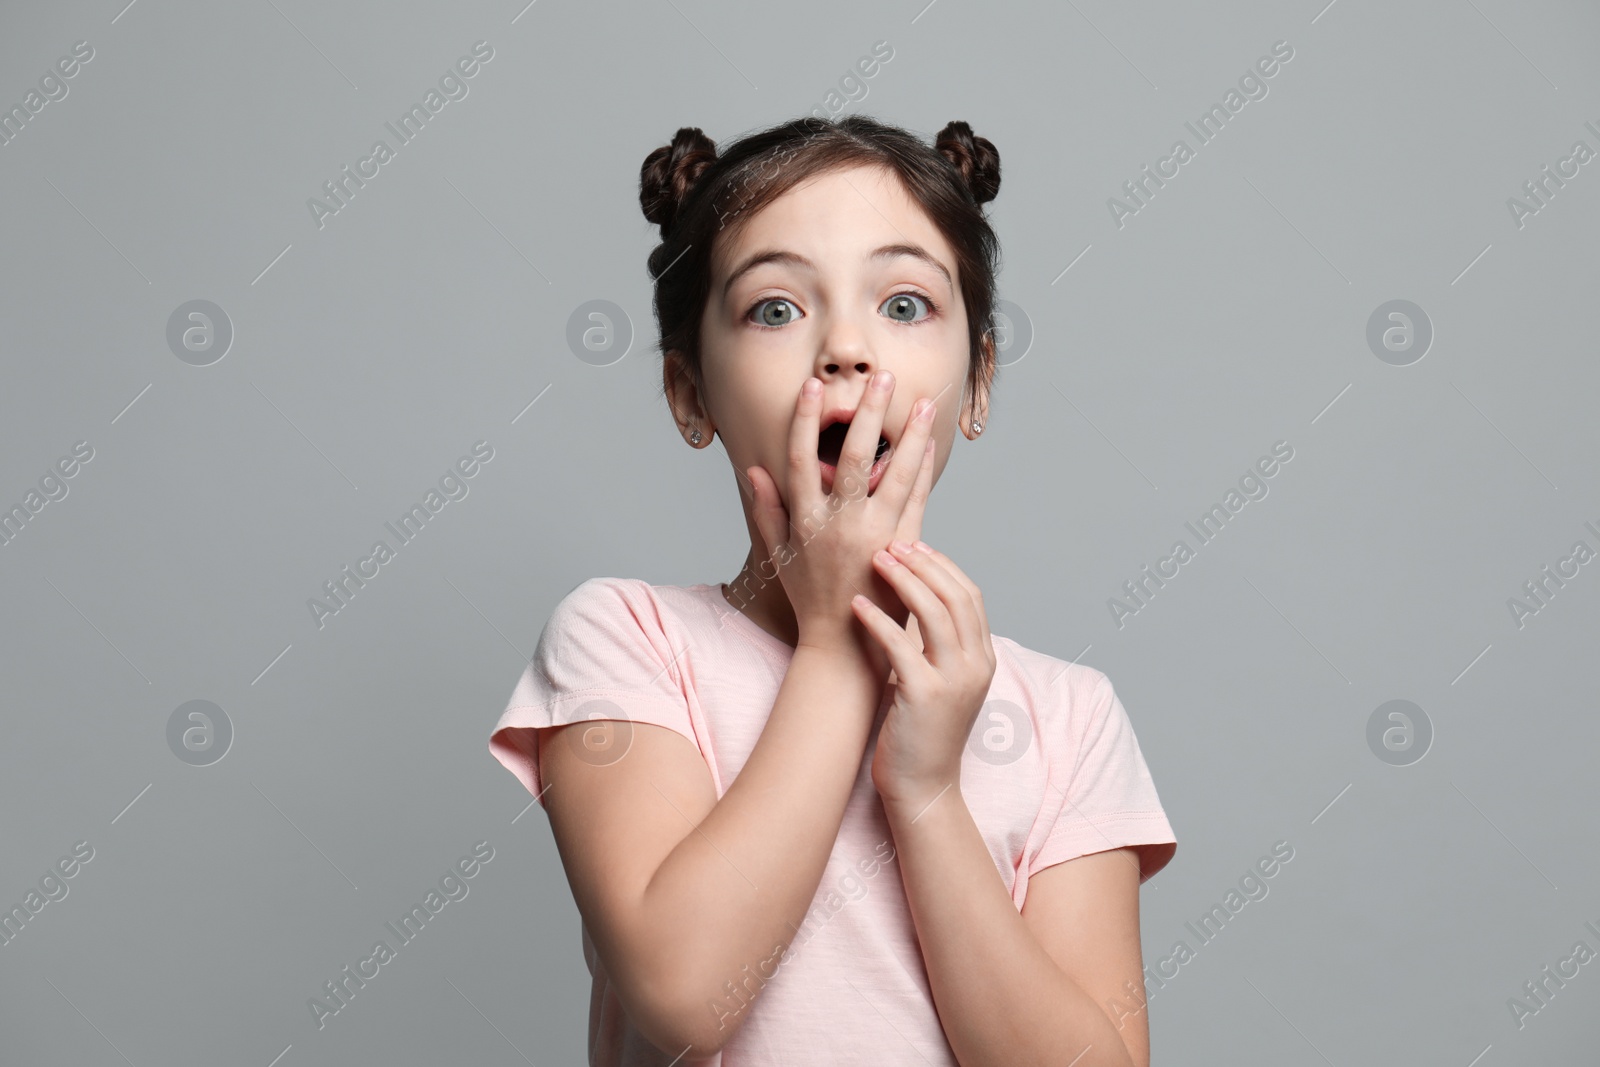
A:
[796,625,888,678]
[875,772,962,820]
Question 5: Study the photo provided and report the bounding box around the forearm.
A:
[644,638,885,1050]
[883,788,1136,1067]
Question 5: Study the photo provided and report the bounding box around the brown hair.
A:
[638,114,1003,422]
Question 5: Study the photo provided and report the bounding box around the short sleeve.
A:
[487,577,708,809]
[1027,670,1177,885]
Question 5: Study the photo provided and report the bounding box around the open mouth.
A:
[816,418,893,495]
[817,420,891,469]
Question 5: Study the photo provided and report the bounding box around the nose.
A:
[812,307,877,384]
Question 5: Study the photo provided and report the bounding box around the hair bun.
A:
[934,120,1000,205]
[640,126,718,238]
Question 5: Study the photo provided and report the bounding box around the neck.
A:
[722,546,800,648]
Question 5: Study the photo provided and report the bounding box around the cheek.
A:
[936,409,959,461]
[710,379,804,467]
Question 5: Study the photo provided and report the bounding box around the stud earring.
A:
[971,420,983,435]
[689,429,703,445]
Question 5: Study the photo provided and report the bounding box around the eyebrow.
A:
[720,243,954,301]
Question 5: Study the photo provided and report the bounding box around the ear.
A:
[663,349,714,447]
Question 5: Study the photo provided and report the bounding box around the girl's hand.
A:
[851,540,998,813]
[744,372,939,659]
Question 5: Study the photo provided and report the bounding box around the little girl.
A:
[489,115,1177,1067]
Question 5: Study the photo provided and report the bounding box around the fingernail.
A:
[876,549,897,566]
[802,378,821,397]
[914,540,933,553]
[917,399,935,422]
[873,371,893,392]
[891,539,913,554]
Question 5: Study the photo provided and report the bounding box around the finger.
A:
[836,370,895,498]
[909,542,993,662]
[745,466,773,555]
[893,436,937,548]
[885,541,979,656]
[874,396,937,520]
[787,377,824,515]
[747,465,789,560]
[733,462,764,512]
[850,592,923,682]
[872,546,961,663]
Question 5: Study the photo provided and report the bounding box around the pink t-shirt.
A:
[488,576,1177,1066]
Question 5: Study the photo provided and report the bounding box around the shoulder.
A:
[543,576,664,629]
[989,635,1125,747]
[552,574,653,608]
[991,634,1112,712]
[530,576,688,656]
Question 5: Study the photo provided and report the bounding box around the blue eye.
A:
[750,298,802,328]
[748,293,937,328]
[881,292,935,323]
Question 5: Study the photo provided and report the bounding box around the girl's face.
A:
[679,163,986,510]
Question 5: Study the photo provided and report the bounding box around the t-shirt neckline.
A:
[690,582,797,662]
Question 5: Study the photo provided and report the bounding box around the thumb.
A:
[746,466,789,560]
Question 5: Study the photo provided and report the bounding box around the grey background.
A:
[2,0,1596,1063]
